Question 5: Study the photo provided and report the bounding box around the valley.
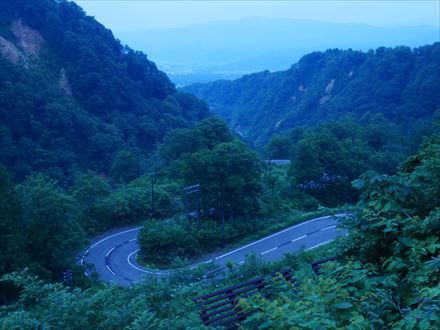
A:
[0,0,439,328]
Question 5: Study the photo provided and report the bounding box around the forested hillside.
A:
[1,1,438,328]
[0,0,209,182]
[0,0,214,298]
[184,44,440,149]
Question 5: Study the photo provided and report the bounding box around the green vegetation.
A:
[1,0,439,328]
[0,240,341,329]
[239,129,440,329]
[0,0,210,296]
[138,209,336,267]
[184,44,440,150]
[138,118,341,266]
[0,0,209,182]
[3,131,439,328]
[3,122,438,328]
[280,118,407,206]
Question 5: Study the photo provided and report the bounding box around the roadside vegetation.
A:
[0,0,439,328]
[2,129,439,328]
[138,208,340,268]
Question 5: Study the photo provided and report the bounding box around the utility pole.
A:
[183,184,201,233]
[219,189,227,249]
[196,187,201,221]
[63,269,73,286]
[221,206,225,248]
[150,171,156,216]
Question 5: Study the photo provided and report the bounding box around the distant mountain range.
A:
[117,18,439,85]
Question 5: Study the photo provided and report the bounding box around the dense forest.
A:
[0,0,280,300]
[184,44,440,150]
[0,0,209,183]
[0,0,215,297]
[0,0,439,328]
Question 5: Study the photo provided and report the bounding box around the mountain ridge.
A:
[183,44,440,149]
[116,17,440,85]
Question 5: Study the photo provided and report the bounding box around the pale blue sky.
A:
[74,1,440,31]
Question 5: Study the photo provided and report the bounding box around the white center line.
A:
[320,225,337,231]
[292,235,307,242]
[106,247,116,258]
[106,264,116,276]
[261,247,278,255]
[213,214,344,260]
[305,239,334,251]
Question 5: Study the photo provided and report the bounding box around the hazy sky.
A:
[74,1,440,31]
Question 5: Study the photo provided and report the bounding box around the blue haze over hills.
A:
[116,18,439,86]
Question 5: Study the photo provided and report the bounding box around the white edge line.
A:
[126,249,170,275]
[106,265,116,276]
[88,227,142,252]
[127,249,148,273]
[214,214,345,260]
[305,239,334,251]
[129,238,137,242]
[320,225,337,231]
[87,213,346,277]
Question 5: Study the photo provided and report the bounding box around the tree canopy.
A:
[0,0,209,182]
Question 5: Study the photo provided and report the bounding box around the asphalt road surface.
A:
[81,213,347,286]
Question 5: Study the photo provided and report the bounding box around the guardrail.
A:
[310,256,337,275]
[192,268,296,329]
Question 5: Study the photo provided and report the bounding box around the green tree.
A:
[0,166,27,304]
[15,174,85,278]
[288,120,405,205]
[71,171,112,233]
[265,135,292,159]
[138,219,198,265]
[0,166,26,276]
[195,117,233,149]
[339,131,440,327]
[183,140,262,218]
[109,150,142,183]
[159,128,202,162]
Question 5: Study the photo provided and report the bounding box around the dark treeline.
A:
[266,118,408,206]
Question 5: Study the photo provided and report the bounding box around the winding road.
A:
[81,214,347,286]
